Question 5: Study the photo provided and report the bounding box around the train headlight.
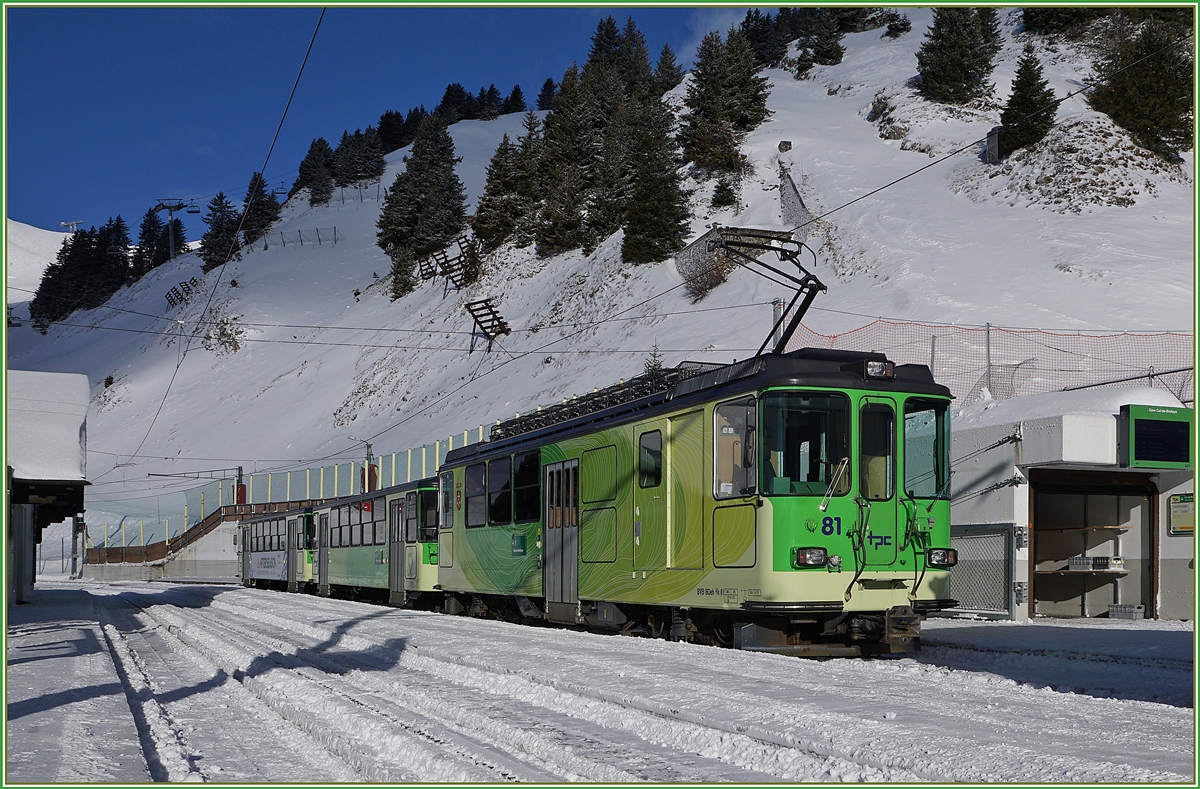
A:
[927,548,958,567]
[866,360,895,380]
[793,547,828,567]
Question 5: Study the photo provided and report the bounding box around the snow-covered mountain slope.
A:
[6,218,67,305]
[6,9,1193,511]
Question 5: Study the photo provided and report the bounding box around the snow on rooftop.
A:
[6,369,90,482]
[952,384,1186,431]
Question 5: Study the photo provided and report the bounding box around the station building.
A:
[946,386,1193,621]
[6,369,90,605]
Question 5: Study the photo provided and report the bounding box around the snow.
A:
[953,384,1186,430]
[6,369,89,482]
[5,579,1193,783]
[5,217,67,303]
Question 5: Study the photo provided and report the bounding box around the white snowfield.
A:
[6,579,1192,784]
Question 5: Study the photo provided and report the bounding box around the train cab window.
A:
[488,457,513,525]
[513,451,540,523]
[419,490,439,541]
[465,463,487,528]
[904,399,950,499]
[860,403,895,502]
[638,431,662,488]
[715,397,756,499]
[761,392,851,497]
[440,472,454,529]
[404,492,419,543]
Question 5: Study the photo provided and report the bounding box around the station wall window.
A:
[466,463,487,528]
[514,451,541,523]
[489,457,513,525]
[639,431,662,488]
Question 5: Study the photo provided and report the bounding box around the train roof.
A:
[239,477,438,523]
[444,348,951,465]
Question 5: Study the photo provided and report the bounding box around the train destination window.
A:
[715,397,756,499]
[761,392,851,496]
[639,431,662,488]
[420,490,439,541]
[860,403,895,502]
[513,452,540,523]
[904,399,950,499]
[466,463,487,528]
[489,457,513,525]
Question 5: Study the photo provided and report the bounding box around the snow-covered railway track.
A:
[118,586,930,782]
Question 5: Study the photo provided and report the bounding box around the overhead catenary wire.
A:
[92,8,327,484]
[80,29,1192,482]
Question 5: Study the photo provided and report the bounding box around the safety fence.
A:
[785,319,1193,405]
[84,425,490,552]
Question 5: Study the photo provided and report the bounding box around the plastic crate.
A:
[1109,604,1145,620]
[1067,556,1091,571]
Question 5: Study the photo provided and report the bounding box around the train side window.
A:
[860,403,895,502]
[419,490,439,541]
[440,472,454,529]
[373,498,386,544]
[638,431,662,488]
[513,451,540,523]
[714,397,756,499]
[330,515,340,548]
[405,492,419,542]
[489,457,513,525]
[465,463,487,527]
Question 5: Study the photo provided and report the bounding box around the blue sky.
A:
[5,5,748,242]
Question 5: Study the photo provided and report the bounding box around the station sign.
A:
[1118,404,1193,470]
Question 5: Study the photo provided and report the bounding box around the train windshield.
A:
[903,399,950,499]
[760,392,851,496]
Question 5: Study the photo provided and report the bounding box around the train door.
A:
[240,524,251,585]
[317,513,330,595]
[543,460,579,621]
[403,492,420,585]
[634,421,668,573]
[286,517,299,591]
[388,498,404,604]
[859,397,899,567]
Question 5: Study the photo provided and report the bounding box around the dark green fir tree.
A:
[915,8,995,104]
[241,171,281,246]
[998,44,1057,157]
[198,192,242,272]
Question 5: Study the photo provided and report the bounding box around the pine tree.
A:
[501,85,526,114]
[478,84,503,120]
[724,29,772,129]
[1089,17,1194,159]
[291,137,335,205]
[652,43,684,96]
[378,109,406,152]
[535,65,593,255]
[471,134,523,251]
[1022,8,1105,36]
[198,192,242,272]
[740,9,787,68]
[388,246,417,301]
[622,97,690,264]
[397,106,428,149]
[162,218,188,261]
[536,78,557,110]
[977,8,1004,62]
[794,47,815,78]
[810,9,846,65]
[511,110,544,248]
[131,207,166,279]
[998,43,1057,157]
[436,83,476,123]
[884,15,912,38]
[332,130,358,187]
[91,215,132,301]
[915,8,995,104]
[678,30,769,174]
[376,114,467,262]
[241,171,281,245]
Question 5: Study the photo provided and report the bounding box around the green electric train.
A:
[435,348,955,656]
[238,349,957,657]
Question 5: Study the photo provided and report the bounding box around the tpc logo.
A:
[868,533,892,549]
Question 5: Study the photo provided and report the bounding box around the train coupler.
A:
[884,605,921,652]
